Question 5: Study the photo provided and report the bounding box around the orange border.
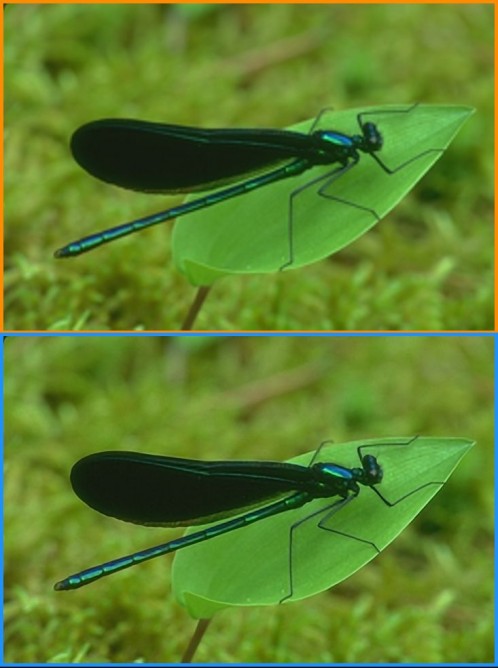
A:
[3,1,495,334]
[495,2,497,332]
[3,1,495,6]
[1,6,4,331]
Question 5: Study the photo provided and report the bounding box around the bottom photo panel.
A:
[3,334,494,664]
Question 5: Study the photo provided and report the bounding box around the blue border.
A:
[2,333,495,667]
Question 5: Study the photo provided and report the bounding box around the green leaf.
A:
[172,105,475,286]
[171,436,474,619]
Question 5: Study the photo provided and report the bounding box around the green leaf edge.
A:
[172,104,475,286]
[171,436,475,619]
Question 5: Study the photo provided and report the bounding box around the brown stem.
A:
[181,618,212,663]
[181,286,212,330]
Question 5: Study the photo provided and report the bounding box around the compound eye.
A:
[363,122,383,150]
[363,454,383,484]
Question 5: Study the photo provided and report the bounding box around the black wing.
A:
[70,119,315,193]
[70,451,313,527]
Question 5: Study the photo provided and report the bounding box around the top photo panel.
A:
[4,3,493,332]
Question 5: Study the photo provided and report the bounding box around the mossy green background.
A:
[4,334,493,663]
[4,4,493,331]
